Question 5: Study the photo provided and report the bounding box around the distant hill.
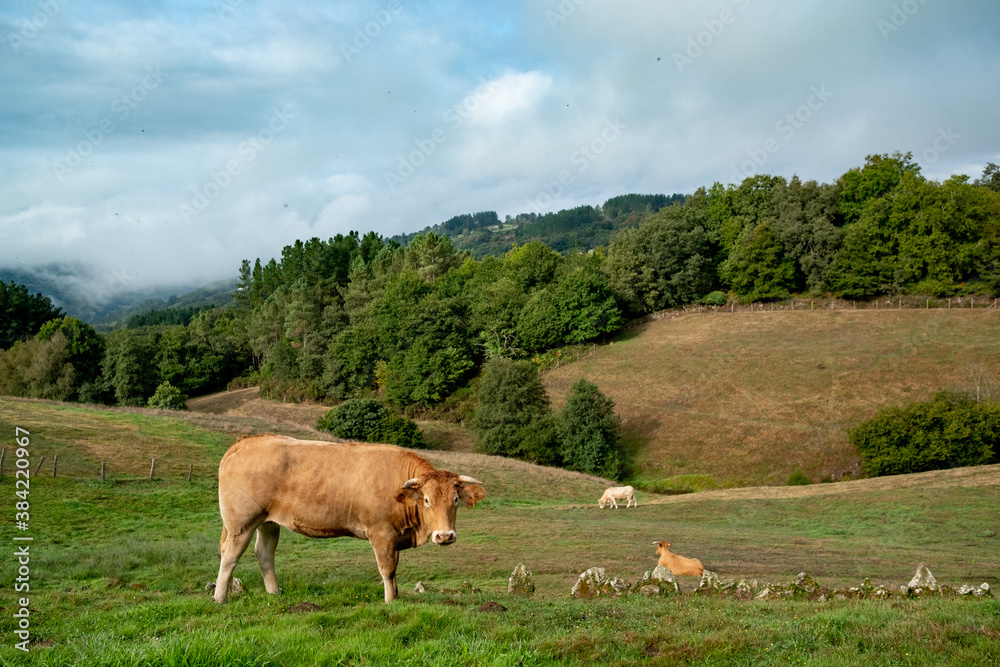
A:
[542,308,1000,489]
[93,279,238,329]
[391,193,686,256]
[0,265,236,328]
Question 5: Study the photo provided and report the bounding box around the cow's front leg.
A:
[370,538,400,603]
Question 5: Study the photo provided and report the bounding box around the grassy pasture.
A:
[0,398,998,665]
[543,309,1000,487]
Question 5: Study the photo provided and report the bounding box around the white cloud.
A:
[456,70,552,127]
[1,0,998,307]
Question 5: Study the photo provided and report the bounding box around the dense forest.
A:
[3,153,1000,473]
[391,193,685,256]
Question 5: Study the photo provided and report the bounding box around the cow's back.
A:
[219,435,434,538]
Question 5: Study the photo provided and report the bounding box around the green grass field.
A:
[1,398,998,665]
[543,309,1000,488]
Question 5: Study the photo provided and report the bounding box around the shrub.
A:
[378,411,424,449]
[850,391,1000,477]
[518,415,564,467]
[317,398,424,448]
[147,381,188,410]
[786,471,812,486]
[702,290,728,306]
[560,378,627,479]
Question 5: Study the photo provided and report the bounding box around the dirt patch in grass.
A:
[188,387,331,433]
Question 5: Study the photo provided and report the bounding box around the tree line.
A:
[2,153,999,475]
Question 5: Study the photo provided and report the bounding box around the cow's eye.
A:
[424,496,430,507]
[453,494,459,506]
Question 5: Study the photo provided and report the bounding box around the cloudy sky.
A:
[2,0,998,302]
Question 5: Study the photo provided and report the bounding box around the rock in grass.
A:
[634,566,679,596]
[958,583,993,598]
[608,577,631,597]
[903,564,938,597]
[414,581,426,594]
[204,578,243,596]
[508,563,535,595]
[908,564,938,591]
[571,567,607,598]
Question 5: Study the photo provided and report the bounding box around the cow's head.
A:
[395,471,485,546]
[653,541,671,556]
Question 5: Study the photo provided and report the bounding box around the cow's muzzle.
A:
[432,530,456,545]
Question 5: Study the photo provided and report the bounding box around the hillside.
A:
[542,308,1000,488]
[2,396,998,664]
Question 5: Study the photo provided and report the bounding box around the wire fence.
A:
[640,295,999,322]
[0,448,211,483]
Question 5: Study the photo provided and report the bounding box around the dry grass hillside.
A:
[542,309,1000,487]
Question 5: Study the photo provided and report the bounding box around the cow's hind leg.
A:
[370,538,401,603]
[214,524,257,603]
[254,521,282,594]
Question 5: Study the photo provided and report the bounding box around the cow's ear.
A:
[459,483,486,508]
[395,487,421,505]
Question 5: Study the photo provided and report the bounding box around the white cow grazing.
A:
[598,485,636,509]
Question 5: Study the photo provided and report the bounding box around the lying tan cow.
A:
[599,485,636,509]
[654,540,704,576]
[213,435,485,604]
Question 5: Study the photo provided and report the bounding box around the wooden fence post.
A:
[0,447,5,477]
[52,454,57,477]
[149,458,157,481]
[188,463,193,482]
[33,456,45,475]
[101,461,106,482]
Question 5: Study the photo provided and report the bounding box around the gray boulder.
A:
[958,583,993,598]
[571,567,607,598]
[508,563,535,595]
[608,577,631,597]
[902,564,939,597]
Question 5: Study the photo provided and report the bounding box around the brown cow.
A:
[213,435,486,604]
[653,541,704,576]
